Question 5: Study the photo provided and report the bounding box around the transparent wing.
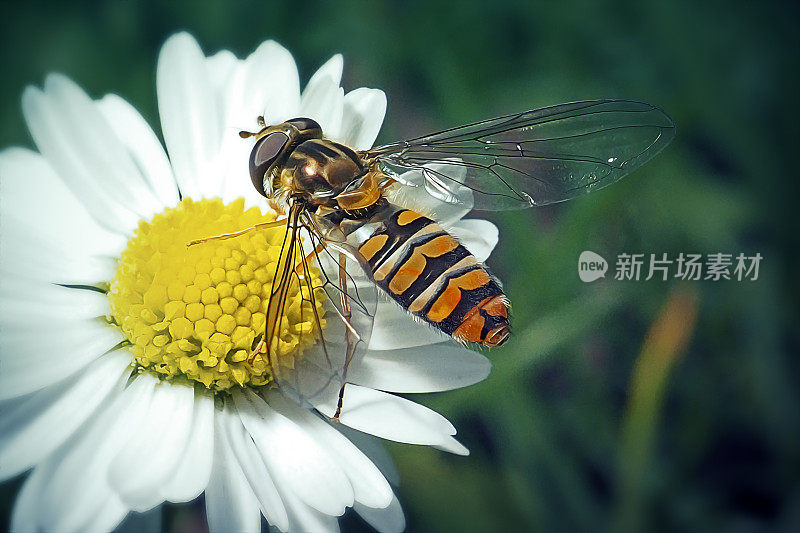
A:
[369,100,675,210]
[264,204,377,411]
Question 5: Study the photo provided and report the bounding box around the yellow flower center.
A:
[108,197,325,392]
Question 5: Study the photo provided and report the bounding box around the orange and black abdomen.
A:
[358,207,510,347]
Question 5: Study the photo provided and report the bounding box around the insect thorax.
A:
[280,139,368,208]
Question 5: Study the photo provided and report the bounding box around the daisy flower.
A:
[0,32,499,532]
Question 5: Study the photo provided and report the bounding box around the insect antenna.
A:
[238,115,268,138]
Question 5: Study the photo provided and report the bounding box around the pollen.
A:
[108,198,326,392]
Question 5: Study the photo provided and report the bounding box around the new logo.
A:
[578,251,608,282]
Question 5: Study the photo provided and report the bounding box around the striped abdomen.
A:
[358,207,510,347]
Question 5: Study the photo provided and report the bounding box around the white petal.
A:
[0,320,124,401]
[335,425,400,486]
[448,219,499,262]
[306,54,343,89]
[97,95,179,208]
[82,494,128,533]
[159,388,215,502]
[207,50,239,99]
[354,495,405,533]
[157,32,222,198]
[350,342,491,393]
[369,298,449,350]
[0,276,110,326]
[206,411,262,533]
[218,137,264,209]
[0,219,117,286]
[43,75,162,217]
[300,55,344,138]
[205,51,258,208]
[267,391,393,509]
[434,436,470,456]
[220,404,289,531]
[18,465,130,533]
[301,81,344,141]
[233,389,354,516]
[109,380,196,511]
[211,52,252,195]
[21,76,157,232]
[27,374,156,533]
[337,88,386,150]
[10,450,53,532]
[15,461,129,533]
[218,41,301,206]
[0,147,127,262]
[276,480,340,533]
[315,385,457,446]
[0,350,131,480]
[244,40,301,126]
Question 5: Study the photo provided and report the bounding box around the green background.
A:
[1,1,798,531]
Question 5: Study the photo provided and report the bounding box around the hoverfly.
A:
[193,100,674,419]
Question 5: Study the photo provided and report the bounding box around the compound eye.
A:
[249,132,289,196]
[287,117,323,137]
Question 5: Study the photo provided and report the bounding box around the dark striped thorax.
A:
[281,139,367,207]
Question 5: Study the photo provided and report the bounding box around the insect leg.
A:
[256,238,324,364]
[187,219,288,247]
[248,334,267,364]
[247,241,323,364]
[249,202,307,372]
[295,243,325,275]
[333,252,358,421]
